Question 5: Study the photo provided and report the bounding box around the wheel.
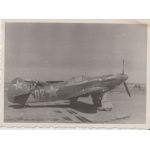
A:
[91,93,103,107]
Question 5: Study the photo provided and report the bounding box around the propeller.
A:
[122,59,131,97]
[122,59,124,75]
[124,82,131,97]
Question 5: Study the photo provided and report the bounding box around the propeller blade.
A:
[122,59,124,74]
[124,82,131,97]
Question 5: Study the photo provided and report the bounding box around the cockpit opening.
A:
[67,75,87,84]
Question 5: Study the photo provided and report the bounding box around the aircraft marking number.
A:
[33,88,45,99]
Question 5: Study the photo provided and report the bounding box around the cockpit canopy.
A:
[67,75,87,85]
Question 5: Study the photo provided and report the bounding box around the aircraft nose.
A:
[122,74,128,81]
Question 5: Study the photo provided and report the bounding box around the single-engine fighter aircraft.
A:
[7,60,131,109]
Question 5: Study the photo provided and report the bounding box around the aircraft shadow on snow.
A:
[8,101,97,113]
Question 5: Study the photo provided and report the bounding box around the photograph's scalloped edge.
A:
[0,19,149,129]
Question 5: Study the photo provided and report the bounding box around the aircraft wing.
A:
[68,86,108,99]
[46,81,64,84]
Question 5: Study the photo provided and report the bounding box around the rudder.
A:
[7,77,31,105]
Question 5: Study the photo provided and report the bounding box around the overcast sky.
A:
[5,23,147,83]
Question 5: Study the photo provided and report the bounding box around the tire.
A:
[91,93,103,107]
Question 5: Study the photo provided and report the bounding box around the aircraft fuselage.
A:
[28,73,128,102]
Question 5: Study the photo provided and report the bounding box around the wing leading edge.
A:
[67,86,108,99]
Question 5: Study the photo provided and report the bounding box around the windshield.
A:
[67,75,87,84]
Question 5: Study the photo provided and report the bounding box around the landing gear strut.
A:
[91,93,103,108]
[91,93,113,111]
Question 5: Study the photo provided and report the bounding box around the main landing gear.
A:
[91,93,102,107]
[91,93,112,111]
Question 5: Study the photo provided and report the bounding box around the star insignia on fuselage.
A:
[13,80,23,90]
[49,85,58,97]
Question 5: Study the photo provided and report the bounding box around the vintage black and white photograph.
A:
[3,21,147,125]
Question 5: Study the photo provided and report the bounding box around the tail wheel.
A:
[91,93,103,107]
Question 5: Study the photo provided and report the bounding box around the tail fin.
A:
[7,77,31,105]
